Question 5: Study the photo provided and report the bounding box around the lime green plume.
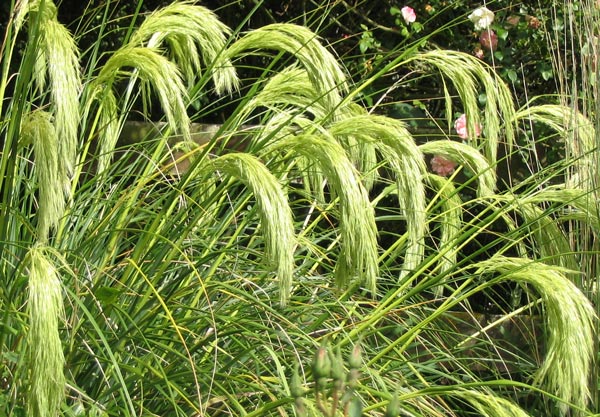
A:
[26,245,66,417]
[27,0,81,193]
[262,133,379,293]
[21,110,64,242]
[203,153,296,305]
[90,46,191,172]
[454,390,531,417]
[224,23,348,112]
[475,256,596,412]
[129,1,238,94]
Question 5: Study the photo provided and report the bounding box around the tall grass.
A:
[546,0,600,409]
[0,1,597,416]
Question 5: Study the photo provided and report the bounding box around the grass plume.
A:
[403,50,516,164]
[224,23,348,112]
[201,152,296,305]
[25,245,66,417]
[21,110,64,241]
[474,256,596,412]
[27,0,81,191]
[129,1,238,94]
[88,46,190,172]
[262,133,379,293]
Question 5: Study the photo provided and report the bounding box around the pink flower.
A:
[479,29,498,51]
[401,6,416,24]
[454,114,482,139]
[430,155,457,177]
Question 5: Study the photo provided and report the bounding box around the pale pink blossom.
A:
[430,155,457,177]
[401,6,416,24]
[454,114,482,139]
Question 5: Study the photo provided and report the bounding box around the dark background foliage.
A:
[1,1,575,122]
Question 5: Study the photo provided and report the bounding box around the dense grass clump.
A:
[0,1,597,416]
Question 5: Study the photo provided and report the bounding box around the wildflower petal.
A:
[468,6,495,30]
[401,6,417,24]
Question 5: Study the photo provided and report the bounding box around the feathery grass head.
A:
[14,0,31,31]
[202,153,296,305]
[425,174,462,288]
[513,186,598,271]
[454,390,531,417]
[85,88,119,174]
[25,244,66,417]
[420,139,496,197]
[262,133,379,293]
[232,66,330,127]
[224,23,348,112]
[403,50,516,164]
[26,0,81,193]
[515,202,578,271]
[518,186,600,233]
[474,256,596,412]
[89,46,191,171]
[513,104,596,189]
[129,1,238,94]
[329,114,427,279]
[21,110,64,242]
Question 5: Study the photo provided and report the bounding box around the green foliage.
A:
[0,1,598,417]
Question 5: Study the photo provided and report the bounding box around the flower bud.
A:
[348,397,363,417]
[347,368,360,389]
[290,365,305,399]
[294,397,307,417]
[348,343,362,370]
[312,345,331,380]
[330,346,345,383]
